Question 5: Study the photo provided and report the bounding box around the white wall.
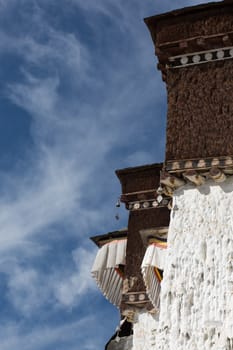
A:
[156,178,233,350]
[133,310,159,350]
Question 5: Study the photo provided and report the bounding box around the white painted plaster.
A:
[156,178,233,350]
[132,310,159,350]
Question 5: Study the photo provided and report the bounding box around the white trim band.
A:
[169,46,233,68]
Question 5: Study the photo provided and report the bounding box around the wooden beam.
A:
[183,170,205,186]
[224,167,233,175]
[160,171,185,189]
[209,167,226,183]
[163,186,174,197]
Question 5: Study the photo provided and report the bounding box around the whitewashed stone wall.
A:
[156,178,233,350]
[133,310,159,350]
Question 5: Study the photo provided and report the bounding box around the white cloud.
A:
[0,0,167,299]
[8,74,60,120]
[71,0,124,19]
[0,10,164,255]
[0,316,97,350]
[6,266,48,316]
[2,244,97,316]
[0,147,83,251]
[125,151,156,167]
[54,247,96,307]
[0,0,170,269]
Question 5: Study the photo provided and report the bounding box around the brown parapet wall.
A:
[120,208,169,313]
[116,163,170,312]
[145,1,233,64]
[116,163,162,194]
[145,1,233,163]
[116,163,171,209]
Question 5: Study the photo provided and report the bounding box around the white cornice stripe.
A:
[168,46,233,68]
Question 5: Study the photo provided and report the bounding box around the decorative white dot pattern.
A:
[169,47,233,68]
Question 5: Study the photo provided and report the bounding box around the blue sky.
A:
[0,0,211,349]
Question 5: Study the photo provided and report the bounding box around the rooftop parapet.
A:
[145,1,233,172]
[116,163,170,311]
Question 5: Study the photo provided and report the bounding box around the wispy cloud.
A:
[0,0,165,253]
[3,245,96,316]
[0,2,166,332]
[54,247,96,308]
[0,316,99,350]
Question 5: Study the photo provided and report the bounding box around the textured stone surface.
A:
[166,60,233,160]
[156,177,233,349]
[156,12,233,45]
[133,311,159,350]
[146,2,233,52]
[145,1,233,161]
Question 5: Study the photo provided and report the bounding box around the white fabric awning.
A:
[91,239,127,307]
[141,238,167,308]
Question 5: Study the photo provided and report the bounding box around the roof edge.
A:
[90,228,128,247]
[115,162,163,177]
[144,1,230,28]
